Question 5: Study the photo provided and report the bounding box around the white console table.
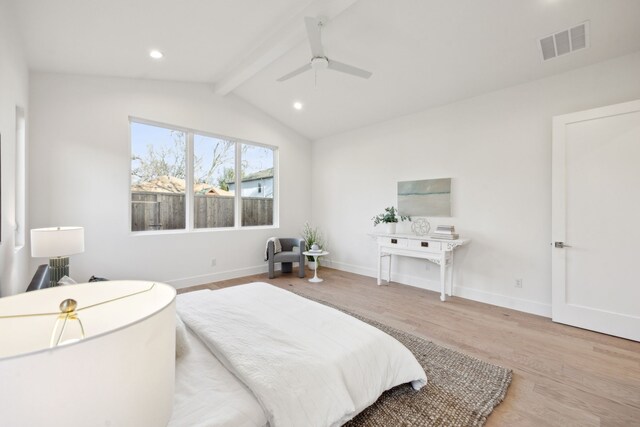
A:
[370,233,469,301]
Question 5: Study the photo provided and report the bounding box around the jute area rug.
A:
[293,292,512,427]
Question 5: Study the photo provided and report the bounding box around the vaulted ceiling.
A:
[11,0,640,139]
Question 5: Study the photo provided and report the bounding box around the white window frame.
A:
[129,117,278,235]
[14,106,26,251]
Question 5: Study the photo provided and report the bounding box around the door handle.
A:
[554,241,572,248]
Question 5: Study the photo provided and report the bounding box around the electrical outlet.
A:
[515,279,523,288]
[211,258,216,267]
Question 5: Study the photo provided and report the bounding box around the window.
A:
[240,143,274,226]
[130,122,186,231]
[130,119,277,232]
[193,134,235,229]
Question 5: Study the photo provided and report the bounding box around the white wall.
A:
[311,51,640,317]
[29,73,311,288]
[0,1,30,296]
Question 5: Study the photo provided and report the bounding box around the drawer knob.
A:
[391,239,398,244]
[421,242,429,247]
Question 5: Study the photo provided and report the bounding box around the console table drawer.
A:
[407,239,442,252]
[380,237,408,247]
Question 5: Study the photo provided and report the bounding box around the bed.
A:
[169,282,427,427]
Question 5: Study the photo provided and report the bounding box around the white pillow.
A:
[57,276,77,286]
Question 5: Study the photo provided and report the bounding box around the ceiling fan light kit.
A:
[311,57,329,71]
[277,16,372,82]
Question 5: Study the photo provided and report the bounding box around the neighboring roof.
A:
[131,176,232,196]
[232,167,274,183]
[197,186,233,196]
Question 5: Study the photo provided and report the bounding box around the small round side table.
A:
[302,251,329,283]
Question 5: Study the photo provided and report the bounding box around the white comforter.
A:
[177,283,426,427]
[169,322,267,427]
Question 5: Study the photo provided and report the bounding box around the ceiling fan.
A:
[277,17,372,82]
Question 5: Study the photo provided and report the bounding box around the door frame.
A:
[552,99,640,341]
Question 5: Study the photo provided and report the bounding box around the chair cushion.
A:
[273,251,301,263]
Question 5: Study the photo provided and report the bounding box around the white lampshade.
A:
[31,226,85,258]
[0,281,176,427]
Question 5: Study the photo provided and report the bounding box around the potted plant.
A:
[302,222,324,270]
[372,206,410,234]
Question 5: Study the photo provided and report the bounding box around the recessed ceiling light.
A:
[149,50,164,59]
[293,101,303,110]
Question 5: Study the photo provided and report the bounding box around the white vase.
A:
[308,261,317,270]
[384,223,397,234]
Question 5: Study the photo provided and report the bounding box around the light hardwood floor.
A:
[179,267,640,426]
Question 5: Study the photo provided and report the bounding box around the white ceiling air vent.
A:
[539,21,589,61]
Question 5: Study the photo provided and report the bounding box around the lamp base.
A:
[49,257,70,287]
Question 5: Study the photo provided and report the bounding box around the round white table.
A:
[303,251,329,283]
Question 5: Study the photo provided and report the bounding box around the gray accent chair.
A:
[268,238,306,279]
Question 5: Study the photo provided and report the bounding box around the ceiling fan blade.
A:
[304,17,325,58]
[276,63,312,82]
[327,60,372,79]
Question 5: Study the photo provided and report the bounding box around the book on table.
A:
[431,232,459,240]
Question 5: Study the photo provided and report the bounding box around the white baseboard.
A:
[327,260,442,293]
[326,260,377,280]
[454,285,551,317]
[166,264,268,289]
[327,260,551,318]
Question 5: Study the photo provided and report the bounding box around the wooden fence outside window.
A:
[131,192,273,231]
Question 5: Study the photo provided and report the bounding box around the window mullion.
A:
[273,148,279,228]
[186,132,194,231]
[235,141,242,228]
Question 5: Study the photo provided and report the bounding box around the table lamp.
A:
[0,280,176,427]
[30,226,85,287]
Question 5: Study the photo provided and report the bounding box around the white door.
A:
[552,99,640,341]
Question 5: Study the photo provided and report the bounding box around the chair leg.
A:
[268,261,275,279]
[298,262,305,278]
[281,262,292,274]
